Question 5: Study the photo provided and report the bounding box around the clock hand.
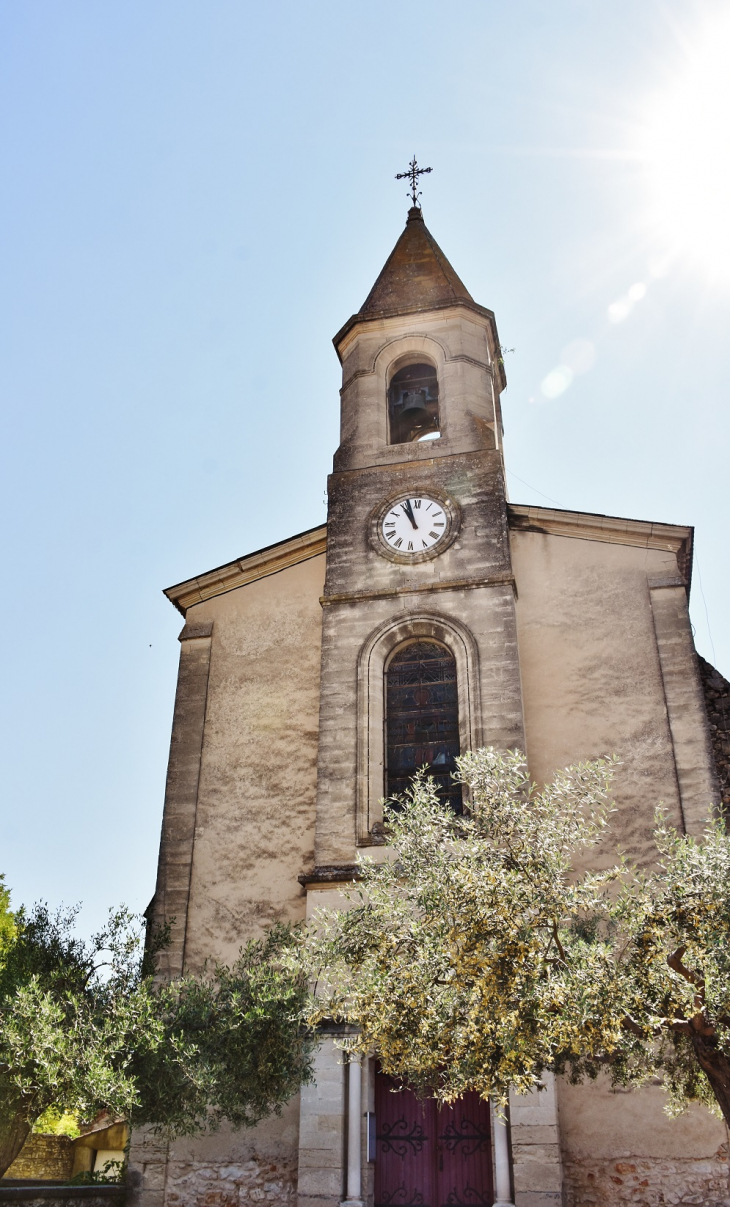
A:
[402,499,418,530]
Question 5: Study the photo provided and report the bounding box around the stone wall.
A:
[0,1190,124,1207]
[563,1147,730,1206]
[128,1105,301,1207]
[698,655,730,818]
[163,1156,297,1207]
[557,1078,729,1207]
[3,1135,73,1181]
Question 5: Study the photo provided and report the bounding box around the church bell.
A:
[399,388,429,420]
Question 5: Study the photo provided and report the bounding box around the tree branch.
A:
[551,921,566,963]
[667,945,703,990]
[621,1015,648,1038]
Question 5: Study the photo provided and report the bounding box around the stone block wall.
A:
[127,1128,297,1207]
[509,1075,563,1207]
[296,1038,346,1207]
[164,1156,297,1207]
[563,1146,730,1206]
[3,1135,74,1181]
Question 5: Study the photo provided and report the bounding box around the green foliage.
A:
[129,924,315,1135]
[0,904,162,1148]
[0,891,315,1177]
[306,750,620,1105]
[0,876,16,955]
[32,1107,80,1138]
[305,748,730,1126]
[591,812,730,1120]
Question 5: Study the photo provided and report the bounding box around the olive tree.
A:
[306,748,730,1126]
[0,901,314,1178]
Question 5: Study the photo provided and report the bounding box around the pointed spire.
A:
[333,207,501,386]
[359,207,474,319]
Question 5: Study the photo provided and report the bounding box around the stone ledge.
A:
[508,503,692,581]
[0,1188,124,1205]
[320,573,515,607]
[298,866,360,887]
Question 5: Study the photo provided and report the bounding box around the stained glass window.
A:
[385,640,462,813]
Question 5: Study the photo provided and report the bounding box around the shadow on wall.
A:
[698,655,730,818]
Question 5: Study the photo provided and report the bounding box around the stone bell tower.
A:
[296,202,538,1207]
[311,202,525,867]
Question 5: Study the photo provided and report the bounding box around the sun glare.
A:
[640,11,730,284]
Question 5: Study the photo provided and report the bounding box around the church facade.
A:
[129,206,730,1207]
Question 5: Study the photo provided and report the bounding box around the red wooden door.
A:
[436,1094,494,1207]
[374,1071,494,1207]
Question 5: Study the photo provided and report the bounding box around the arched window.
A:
[385,640,462,812]
[388,362,440,444]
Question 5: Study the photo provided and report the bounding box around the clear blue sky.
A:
[2,0,728,935]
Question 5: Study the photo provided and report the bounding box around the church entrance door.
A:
[374,1070,494,1207]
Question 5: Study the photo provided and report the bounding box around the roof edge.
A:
[333,296,496,353]
[164,524,327,616]
[507,503,694,587]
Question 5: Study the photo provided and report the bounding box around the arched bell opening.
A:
[387,361,440,445]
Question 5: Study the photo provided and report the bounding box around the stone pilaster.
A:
[509,1074,563,1207]
[297,1038,347,1207]
[149,622,213,978]
[650,581,718,835]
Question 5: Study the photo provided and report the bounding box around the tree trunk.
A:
[691,1032,730,1128]
[0,1108,32,1178]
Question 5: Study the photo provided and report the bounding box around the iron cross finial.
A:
[395,155,433,208]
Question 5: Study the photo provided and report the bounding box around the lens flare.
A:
[607,283,647,323]
[541,367,573,400]
[640,10,730,284]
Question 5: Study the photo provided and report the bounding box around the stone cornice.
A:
[507,504,693,586]
[164,525,327,616]
[164,505,694,618]
[333,300,507,392]
[320,571,515,608]
[297,864,361,887]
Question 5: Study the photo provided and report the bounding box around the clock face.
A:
[381,496,448,555]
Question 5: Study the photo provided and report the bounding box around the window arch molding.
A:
[356,613,482,844]
[385,349,439,389]
[372,332,448,381]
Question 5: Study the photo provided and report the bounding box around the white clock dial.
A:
[381,496,448,554]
